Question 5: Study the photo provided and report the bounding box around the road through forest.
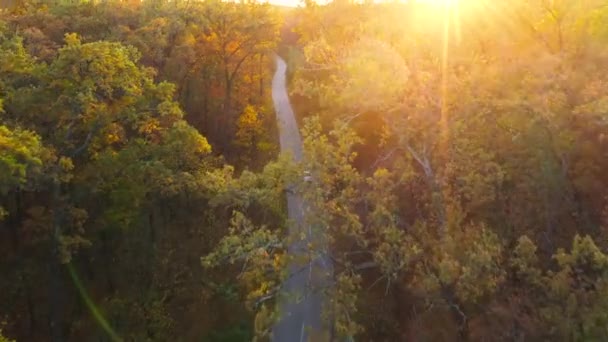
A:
[271,56,332,341]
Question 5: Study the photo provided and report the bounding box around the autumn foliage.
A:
[2,0,608,341]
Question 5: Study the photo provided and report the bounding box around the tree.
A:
[199,0,279,146]
[235,105,274,167]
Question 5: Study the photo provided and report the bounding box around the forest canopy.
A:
[1,0,608,341]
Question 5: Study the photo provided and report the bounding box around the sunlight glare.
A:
[416,0,458,7]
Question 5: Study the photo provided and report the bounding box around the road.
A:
[271,56,332,341]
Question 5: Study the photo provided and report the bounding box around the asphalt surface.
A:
[271,56,332,342]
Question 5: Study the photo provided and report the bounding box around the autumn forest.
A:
[2,0,608,341]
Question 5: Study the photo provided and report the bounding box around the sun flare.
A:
[416,0,458,7]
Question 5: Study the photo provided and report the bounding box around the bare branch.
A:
[370,147,402,170]
[254,287,280,308]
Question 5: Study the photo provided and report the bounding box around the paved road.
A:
[271,56,332,342]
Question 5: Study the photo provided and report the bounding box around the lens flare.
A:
[68,263,122,342]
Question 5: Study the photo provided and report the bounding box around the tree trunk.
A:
[100,231,116,294]
[442,286,469,342]
[21,273,37,335]
[148,209,156,245]
[49,180,66,342]
[223,77,234,151]
[6,190,22,251]
[259,53,264,100]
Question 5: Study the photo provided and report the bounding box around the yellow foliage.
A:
[138,118,160,135]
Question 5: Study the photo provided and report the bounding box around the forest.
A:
[1,0,608,341]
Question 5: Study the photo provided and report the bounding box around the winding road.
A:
[271,56,332,341]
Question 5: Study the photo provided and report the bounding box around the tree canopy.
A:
[1,0,608,341]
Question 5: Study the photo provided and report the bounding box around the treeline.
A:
[209,0,608,341]
[0,0,289,341]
